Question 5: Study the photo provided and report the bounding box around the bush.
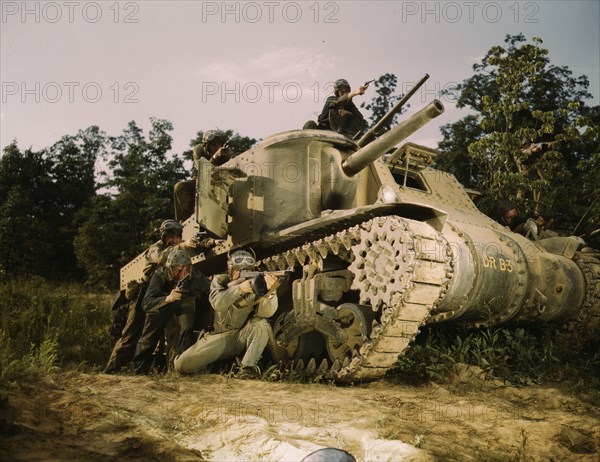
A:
[0,278,113,383]
[392,322,598,386]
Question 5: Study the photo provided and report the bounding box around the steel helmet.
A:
[333,79,351,95]
[159,219,183,239]
[202,129,226,146]
[166,249,192,268]
[497,201,517,217]
[227,249,256,271]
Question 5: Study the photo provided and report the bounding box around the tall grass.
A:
[393,322,599,387]
[0,277,113,386]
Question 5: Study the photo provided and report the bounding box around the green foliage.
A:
[184,129,258,163]
[1,118,258,288]
[0,331,59,386]
[0,279,113,384]
[360,73,405,130]
[75,119,187,288]
[438,34,599,230]
[0,127,105,280]
[0,144,60,278]
[392,323,594,386]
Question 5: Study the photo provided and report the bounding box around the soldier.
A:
[497,202,527,235]
[497,202,557,240]
[304,79,368,137]
[132,249,210,375]
[174,249,282,379]
[102,219,198,374]
[173,129,234,222]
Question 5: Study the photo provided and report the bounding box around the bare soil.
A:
[1,368,598,461]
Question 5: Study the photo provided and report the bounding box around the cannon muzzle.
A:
[342,99,444,176]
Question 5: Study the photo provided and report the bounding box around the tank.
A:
[121,99,600,382]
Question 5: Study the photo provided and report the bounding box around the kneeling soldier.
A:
[133,249,210,374]
[174,249,283,379]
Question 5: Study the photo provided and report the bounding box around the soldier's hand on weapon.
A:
[165,288,183,304]
[363,79,375,89]
[181,238,198,249]
[211,144,231,162]
[188,230,207,247]
[349,85,366,99]
[211,147,224,162]
[251,274,268,297]
[197,237,224,251]
[264,273,282,291]
[238,279,255,295]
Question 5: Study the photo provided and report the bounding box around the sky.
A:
[1,0,599,156]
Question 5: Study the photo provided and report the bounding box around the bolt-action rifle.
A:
[238,268,293,279]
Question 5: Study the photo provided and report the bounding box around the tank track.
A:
[568,251,600,348]
[262,215,453,382]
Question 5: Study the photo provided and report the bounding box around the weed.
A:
[389,321,596,388]
[0,278,113,385]
[0,330,59,386]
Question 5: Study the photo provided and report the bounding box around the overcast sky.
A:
[1,0,599,155]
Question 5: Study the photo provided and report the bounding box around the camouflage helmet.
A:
[333,79,351,95]
[202,129,226,147]
[159,219,183,240]
[227,249,256,271]
[166,249,192,268]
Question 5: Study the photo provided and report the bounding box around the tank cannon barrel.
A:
[357,73,430,147]
[342,99,444,176]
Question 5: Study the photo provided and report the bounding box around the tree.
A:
[360,73,405,130]
[437,34,599,232]
[46,126,107,278]
[183,129,257,163]
[0,143,57,278]
[75,118,187,287]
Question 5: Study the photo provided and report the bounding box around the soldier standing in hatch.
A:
[173,129,234,222]
[102,220,199,374]
[133,249,210,375]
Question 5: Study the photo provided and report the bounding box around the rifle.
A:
[227,268,293,290]
[239,268,293,279]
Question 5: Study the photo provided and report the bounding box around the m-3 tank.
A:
[121,98,600,382]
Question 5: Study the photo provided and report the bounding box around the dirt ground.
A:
[1,368,598,462]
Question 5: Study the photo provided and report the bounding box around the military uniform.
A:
[174,273,276,374]
[174,142,233,221]
[317,94,367,136]
[132,266,210,374]
[103,240,186,374]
